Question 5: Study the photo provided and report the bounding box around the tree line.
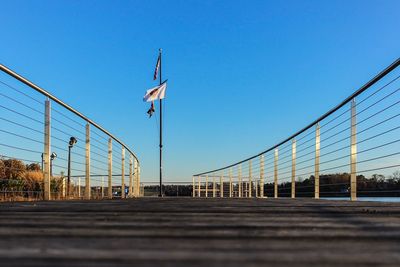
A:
[0,158,63,200]
[145,172,400,197]
[1,158,400,198]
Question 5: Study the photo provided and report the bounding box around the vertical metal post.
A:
[198,176,201,197]
[43,99,51,200]
[238,164,242,198]
[255,179,258,197]
[101,177,104,198]
[205,175,208,197]
[260,154,264,198]
[229,168,233,198]
[121,147,125,198]
[133,159,138,197]
[78,177,81,198]
[274,149,278,198]
[192,176,195,197]
[137,165,141,196]
[213,177,216,197]
[350,98,357,201]
[85,123,91,200]
[292,139,296,199]
[67,146,71,198]
[315,123,320,199]
[62,176,66,199]
[108,138,112,199]
[249,160,252,198]
[129,155,133,197]
[159,52,163,198]
[220,174,223,198]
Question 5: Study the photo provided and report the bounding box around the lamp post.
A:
[50,152,57,177]
[67,137,77,198]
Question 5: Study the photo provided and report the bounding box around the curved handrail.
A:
[194,58,400,176]
[0,63,139,162]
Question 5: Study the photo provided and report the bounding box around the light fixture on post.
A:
[67,137,77,198]
[50,152,57,177]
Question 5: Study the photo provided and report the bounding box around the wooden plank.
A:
[0,198,399,266]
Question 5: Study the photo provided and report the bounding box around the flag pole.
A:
[159,48,163,197]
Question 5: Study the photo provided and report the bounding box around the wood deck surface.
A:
[0,198,399,266]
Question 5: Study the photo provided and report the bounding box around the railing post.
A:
[108,138,112,199]
[292,139,296,199]
[315,123,320,199]
[101,176,104,198]
[274,149,278,198]
[239,164,242,198]
[198,176,201,197]
[43,99,51,200]
[255,179,258,197]
[350,98,357,201]
[78,177,81,198]
[249,160,252,198]
[129,155,133,197]
[213,177,216,197]
[137,165,141,196]
[229,168,233,197]
[62,176,66,199]
[220,174,223,198]
[85,123,91,200]
[260,154,264,198]
[205,175,208,198]
[192,176,195,197]
[121,147,125,199]
[134,159,139,197]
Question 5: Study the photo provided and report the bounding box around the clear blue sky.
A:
[1,0,400,183]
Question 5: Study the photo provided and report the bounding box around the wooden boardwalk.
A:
[0,198,399,266]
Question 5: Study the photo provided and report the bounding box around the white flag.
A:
[143,82,167,102]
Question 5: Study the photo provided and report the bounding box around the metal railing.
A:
[193,58,400,201]
[140,181,193,197]
[0,64,140,201]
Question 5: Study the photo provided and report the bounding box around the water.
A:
[322,197,400,203]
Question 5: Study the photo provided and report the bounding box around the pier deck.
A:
[0,198,399,266]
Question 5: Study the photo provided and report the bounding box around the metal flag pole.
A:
[159,48,163,197]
